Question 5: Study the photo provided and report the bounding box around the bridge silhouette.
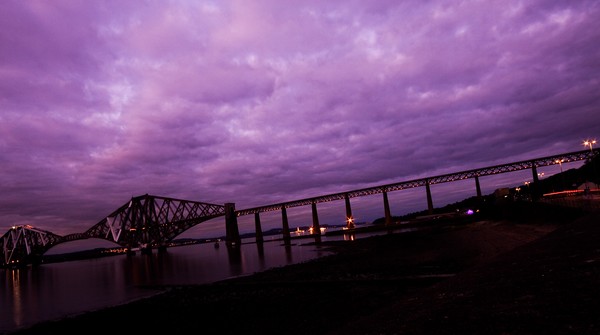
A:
[2,149,597,268]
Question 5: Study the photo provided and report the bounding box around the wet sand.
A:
[7,202,600,334]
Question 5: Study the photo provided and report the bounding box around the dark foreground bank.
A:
[6,202,600,335]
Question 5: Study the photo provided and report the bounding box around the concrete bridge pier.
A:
[256,240,265,260]
[28,254,43,267]
[225,203,241,247]
[311,201,322,243]
[531,163,540,200]
[281,206,291,244]
[475,175,482,199]
[226,242,242,264]
[344,193,355,229]
[382,190,392,226]
[425,179,434,214]
[125,244,136,256]
[284,243,293,263]
[311,201,321,235]
[254,212,264,243]
[141,244,152,255]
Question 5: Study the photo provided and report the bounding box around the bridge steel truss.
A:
[235,149,598,242]
[84,194,226,250]
[1,149,597,268]
[1,194,227,268]
[1,225,63,268]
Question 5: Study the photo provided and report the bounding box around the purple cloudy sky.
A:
[1,0,600,236]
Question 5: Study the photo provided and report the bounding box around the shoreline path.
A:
[7,202,600,335]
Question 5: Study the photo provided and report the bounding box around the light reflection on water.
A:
[1,227,413,333]
[0,236,334,333]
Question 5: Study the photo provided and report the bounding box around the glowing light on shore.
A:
[583,139,596,152]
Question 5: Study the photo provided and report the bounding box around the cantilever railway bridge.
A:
[1,195,229,268]
[2,149,597,268]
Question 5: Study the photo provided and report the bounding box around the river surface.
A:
[1,229,394,334]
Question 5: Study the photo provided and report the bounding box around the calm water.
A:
[1,232,368,334]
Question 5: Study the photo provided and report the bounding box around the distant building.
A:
[494,188,510,199]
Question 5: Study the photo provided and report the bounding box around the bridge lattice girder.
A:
[1,225,63,267]
[235,149,596,215]
[84,194,226,248]
[1,149,595,267]
[1,195,226,267]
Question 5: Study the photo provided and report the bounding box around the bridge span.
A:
[2,149,597,268]
[235,148,597,243]
[2,195,227,268]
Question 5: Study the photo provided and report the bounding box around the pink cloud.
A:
[1,0,599,235]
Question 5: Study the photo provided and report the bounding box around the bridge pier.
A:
[141,244,152,255]
[281,206,291,244]
[226,242,242,264]
[382,190,392,226]
[425,179,434,214]
[125,246,136,256]
[475,175,482,199]
[531,163,540,200]
[311,201,321,235]
[225,203,241,247]
[254,212,264,243]
[344,193,354,229]
[311,201,322,243]
[28,254,43,267]
[256,240,265,261]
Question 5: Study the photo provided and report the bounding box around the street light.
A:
[346,216,355,229]
[555,159,564,173]
[583,139,596,152]
[584,139,598,188]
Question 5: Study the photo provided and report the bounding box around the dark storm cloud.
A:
[1,0,599,234]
